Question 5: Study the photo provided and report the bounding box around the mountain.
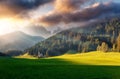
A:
[23,26,51,38]
[25,17,120,57]
[0,31,44,53]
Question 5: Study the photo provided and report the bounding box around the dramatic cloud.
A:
[0,0,53,10]
[54,0,89,13]
[0,4,16,17]
[38,2,120,26]
[0,0,54,17]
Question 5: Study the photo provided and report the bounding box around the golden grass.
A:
[14,53,37,59]
[15,51,120,65]
[52,51,120,65]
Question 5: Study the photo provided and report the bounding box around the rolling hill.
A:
[54,51,120,65]
[0,31,44,54]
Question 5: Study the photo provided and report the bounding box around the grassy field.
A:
[0,52,120,79]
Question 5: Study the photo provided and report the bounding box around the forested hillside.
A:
[25,17,120,57]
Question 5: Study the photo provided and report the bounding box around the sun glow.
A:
[0,18,30,35]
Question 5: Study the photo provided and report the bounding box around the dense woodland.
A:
[25,17,120,57]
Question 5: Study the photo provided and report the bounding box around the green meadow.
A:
[1,52,120,79]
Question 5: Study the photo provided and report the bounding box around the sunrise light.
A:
[0,18,30,35]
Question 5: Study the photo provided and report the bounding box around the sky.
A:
[0,0,120,37]
[114,0,120,2]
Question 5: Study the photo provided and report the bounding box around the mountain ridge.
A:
[0,31,44,53]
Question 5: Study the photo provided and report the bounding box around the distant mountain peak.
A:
[0,31,44,54]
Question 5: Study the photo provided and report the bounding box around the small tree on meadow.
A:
[112,44,116,52]
[117,33,120,52]
[101,42,108,52]
[97,45,101,51]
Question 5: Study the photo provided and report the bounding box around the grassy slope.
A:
[15,53,37,59]
[54,51,120,65]
[0,52,120,79]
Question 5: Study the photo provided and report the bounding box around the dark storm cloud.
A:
[0,0,53,10]
[39,2,120,26]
